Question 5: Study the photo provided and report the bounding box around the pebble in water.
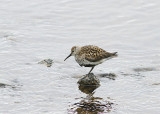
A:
[77,73,100,86]
[38,59,53,67]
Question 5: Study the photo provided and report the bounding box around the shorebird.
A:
[64,45,118,74]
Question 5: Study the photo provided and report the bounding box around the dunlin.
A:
[64,45,118,74]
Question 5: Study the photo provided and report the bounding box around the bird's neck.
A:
[74,47,81,56]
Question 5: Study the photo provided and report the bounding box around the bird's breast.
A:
[75,55,84,64]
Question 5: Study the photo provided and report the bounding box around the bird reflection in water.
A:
[68,74,114,114]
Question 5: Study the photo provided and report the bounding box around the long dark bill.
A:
[64,53,72,61]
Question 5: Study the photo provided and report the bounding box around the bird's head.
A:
[64,46,80,61]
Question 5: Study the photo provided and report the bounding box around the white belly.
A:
[74,55,111,66]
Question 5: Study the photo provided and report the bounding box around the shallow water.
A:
[0,0,160,114]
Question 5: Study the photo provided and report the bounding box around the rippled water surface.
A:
[0,0,160,114]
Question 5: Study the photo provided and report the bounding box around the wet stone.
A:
[78,84,100,94]
[38,59,53,67]
[0,83,11,88]
[0,80,21,90]
[0,83,7,88]
[0,79,13,88]
[77,73,100,86]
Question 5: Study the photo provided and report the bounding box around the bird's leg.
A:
[88,66,95,74]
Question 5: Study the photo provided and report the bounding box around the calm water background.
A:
[0,0,160,114]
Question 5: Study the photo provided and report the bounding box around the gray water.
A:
[0,0,160,114]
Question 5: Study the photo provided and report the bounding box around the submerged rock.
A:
[98,73,117,80]
[77,73,100,86]
[152,83,160,85]
[0,79,12,88]
[133,67,156,72]
[38,59,53,67]
[0,83,7,88]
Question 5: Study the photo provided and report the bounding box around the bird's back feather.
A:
[79,45,117,62]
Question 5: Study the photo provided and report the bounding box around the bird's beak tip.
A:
[64,53,72,61]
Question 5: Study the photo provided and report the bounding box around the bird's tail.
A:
[112,52,118,57]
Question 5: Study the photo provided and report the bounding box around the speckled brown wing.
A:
[80,45,113,62]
